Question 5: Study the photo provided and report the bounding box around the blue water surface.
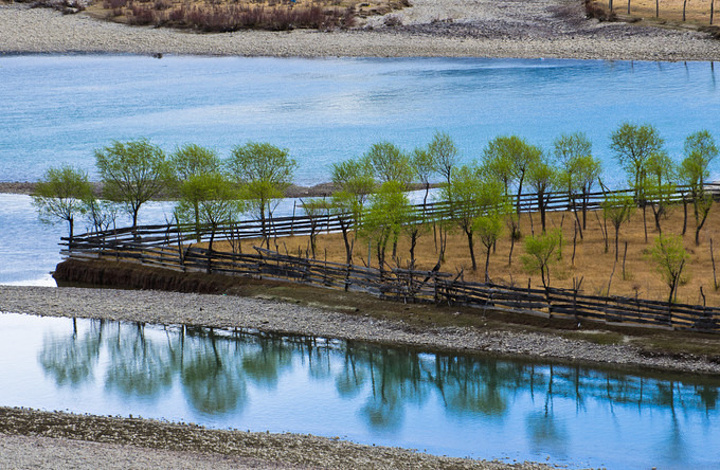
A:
[1,55,719,186]
[0,313,718,470]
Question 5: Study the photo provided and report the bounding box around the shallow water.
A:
[0,312,718,469]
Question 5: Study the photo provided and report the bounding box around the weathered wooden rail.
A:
[61,185,720,333]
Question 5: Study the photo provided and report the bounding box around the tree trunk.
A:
[682,0,687,20]
[466,228,477,271]
[615,224,620,262]
[539,191,547,233]
[484,246,491,283]
[68,218,74,251]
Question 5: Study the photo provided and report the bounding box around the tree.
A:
[573,155,602,231]
[554,132,595,236]
[411,146,437,210]
[363,141,414,187]
[650,235,689,304]
[644,151,676,235]
[602,193,635,261]
[175,172,242,270]
[227,142,297,248]
[526,154,557,233]
[483,135,542,215]
[300,198,331,259]
[32,165,94,247]
[428,131,460,186]
[609,123,664,243]
[170,144,222,182]
[330,157,376,264]
[95,138,172,228]
[679,130,718,245]
[475,194,508,282]
[170,144,223,240]
[521,229,562,289]
[361,181,411,270]
[609,122,665,200]
[442,166,504,272]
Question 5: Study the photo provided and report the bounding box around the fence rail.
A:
[60,185,720,333]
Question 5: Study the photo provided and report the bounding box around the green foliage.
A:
[679,130,718,245]
[427,131,460,185]
[227,141,297,187]
[95,138,172,228]
[363,141,414,187]
[649,235,689,304]
[361,181,411,269]
[442,165,505,271]
[32,165,94,242]
[482,135,542,213]
[331,157,375,203]
[175,172,242,250]
[609,122,664,198]
[521,229,563,289]
[170,144,222,182]
[227,142,297,245]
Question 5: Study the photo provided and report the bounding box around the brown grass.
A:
[86,0,409,31]
[212,203,720,307]
[588,0,719,30]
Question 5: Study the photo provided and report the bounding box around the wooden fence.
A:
[61,185,720,333]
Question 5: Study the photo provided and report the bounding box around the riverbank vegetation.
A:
[34,123,720,307]
[82,0,407,31]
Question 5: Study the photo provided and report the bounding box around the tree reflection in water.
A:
[36,316,720,463]
[38,318,103,388]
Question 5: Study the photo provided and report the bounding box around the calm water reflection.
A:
[1,313,718,468]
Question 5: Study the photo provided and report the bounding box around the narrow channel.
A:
[1,312,718,469]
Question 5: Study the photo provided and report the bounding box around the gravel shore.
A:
[2,1,720,60]
[3,286,720,375]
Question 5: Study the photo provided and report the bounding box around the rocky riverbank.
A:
[2,0,720,60]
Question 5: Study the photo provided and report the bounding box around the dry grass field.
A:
[589,0,717,27]
[214,203,720,307]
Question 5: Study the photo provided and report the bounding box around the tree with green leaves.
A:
[609,123,664,243]
[300,198,331,259]
[227,142,297,248]
[442,165,504,272]
[678,130,718,245]
[95,139,172,228]
[483,135,542,215]
[361,181,411,270]
[428,131,460,186]
[32,165,94,247]
[521,229,563,289]
[475,191,508,282]
[644,151,676,235]
[170,144,223,240]
[602,193,636,261]
[411,146,437,210]
[175,172,242,252]
[526,154,557,234]
[363,141,414,187]
[330,157,377,264]
[554,132,597,236]
[170,144,222,182]
[650,235,689,304]
[609,122,665,200]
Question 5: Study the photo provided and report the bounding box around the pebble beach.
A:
[2,0,720,60]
